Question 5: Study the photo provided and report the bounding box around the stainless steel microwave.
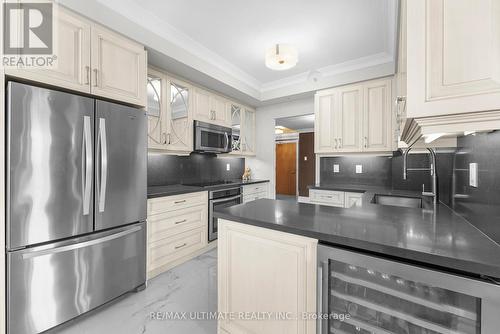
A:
[194,120,232,154]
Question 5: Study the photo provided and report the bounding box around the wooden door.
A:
[276,142,297,196]
[211,94,229,126]
[298,133,315,197]
[91,24,147,107]
[166,77,192,152]
[363,79,392,151]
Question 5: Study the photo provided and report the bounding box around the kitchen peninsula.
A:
[214,188,500,334]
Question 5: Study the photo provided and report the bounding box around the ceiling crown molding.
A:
[59,0,398,106]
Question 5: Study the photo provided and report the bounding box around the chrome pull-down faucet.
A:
[402,147,438,206]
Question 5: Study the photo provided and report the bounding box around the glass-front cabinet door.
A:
[243,108,256,155]
[230,103,242,153]
[318,245,500,334]
[166,77,192,152]
[146,69,167,149]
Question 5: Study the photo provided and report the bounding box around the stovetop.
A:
[182,180,238,187]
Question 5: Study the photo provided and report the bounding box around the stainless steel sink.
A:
[371,194,423,208]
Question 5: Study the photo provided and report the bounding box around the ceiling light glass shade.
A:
[265,44,298,70]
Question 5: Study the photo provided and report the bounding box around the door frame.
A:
[275,139,299,197]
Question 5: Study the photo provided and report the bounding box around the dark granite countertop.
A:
[214,184,500,280]
[147,179,269,198]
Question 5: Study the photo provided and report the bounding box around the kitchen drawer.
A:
[309,189,345,207]
[243,191,268,203]
[148,226,207,272]
[148,205,207,244]
[148,191,208,215]
[242,183,269,196]
[344,192,363,208]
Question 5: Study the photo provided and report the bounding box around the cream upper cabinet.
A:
[314,93,336,153]
[193,88,231,127]
[218,220,317,334]
[211,94,230,126]
[5,6,147,107]
[146,69,168,150]
[315,78,394,154]
[229,103,243,153]
[407,0,500,118]
[193,87,212,123]
[147,68,193,154]
[336,85,363,152]
[363,79,392,151]
[165,77,193,152]
[91,24,147,107]
[242,107,256,155]
[5,7,91,94]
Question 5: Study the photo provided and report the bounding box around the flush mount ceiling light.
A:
[265,44,298,71]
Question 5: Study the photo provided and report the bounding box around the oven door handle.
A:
[211,194,242,204]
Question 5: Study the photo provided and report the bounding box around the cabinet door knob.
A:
[364,137,368,148]
[334,138,338,149]
[339,138,342,148]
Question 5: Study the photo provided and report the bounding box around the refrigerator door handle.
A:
[21,226,142,259]
[82,116,92,215]
[98,118,108,212]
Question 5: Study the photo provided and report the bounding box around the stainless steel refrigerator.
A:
[6,82,147,334]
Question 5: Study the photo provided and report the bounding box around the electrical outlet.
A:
[356,165,363,174]
[226,163,231,171]
[333,164,340,173]
[469,163,478,187]
[304,156,308,161]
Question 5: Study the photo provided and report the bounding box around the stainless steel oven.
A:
[317,244,500,334]
[194,120,232,153]
[209,187,242,241]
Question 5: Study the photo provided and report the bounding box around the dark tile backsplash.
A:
[320,130,500,243]
[320,156,392,187]
[148,152,245,186]
[450,131,500,243]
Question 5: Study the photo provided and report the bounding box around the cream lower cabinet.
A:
[242,182,269,203]
[147,191,208,279]
[218,220,317,334]
[309,189,363,208]
[315,78,394,154]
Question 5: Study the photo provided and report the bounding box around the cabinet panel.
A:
[309,189,345,207]
[315,93,336,153]
[345,192,363,208]
[229,103,242,153]
[218,220,317,334]
[6,7,91,94]
[407,0,500,118]
[91,24,147,106]
[363,79,392,151]
[166,77,192,152]
[147,70,168,149]
[193,88,212,122]
[211,94,229,126]
[338,86,363,152]
[243,108,256,154]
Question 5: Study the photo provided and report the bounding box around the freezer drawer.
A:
[7,222,146,334]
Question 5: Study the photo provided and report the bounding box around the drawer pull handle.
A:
[175,243,187,250]
[174,219,187,225]
[174,200,186,204]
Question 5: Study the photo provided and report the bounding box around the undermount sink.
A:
[371,194,423,208]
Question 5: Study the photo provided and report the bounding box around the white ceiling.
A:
[136,0,390,84]
[276,114,315,131]
[59,0,398,106]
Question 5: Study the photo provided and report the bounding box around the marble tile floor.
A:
[48,249,218,334]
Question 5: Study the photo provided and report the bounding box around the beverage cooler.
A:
[317,245,500,334]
